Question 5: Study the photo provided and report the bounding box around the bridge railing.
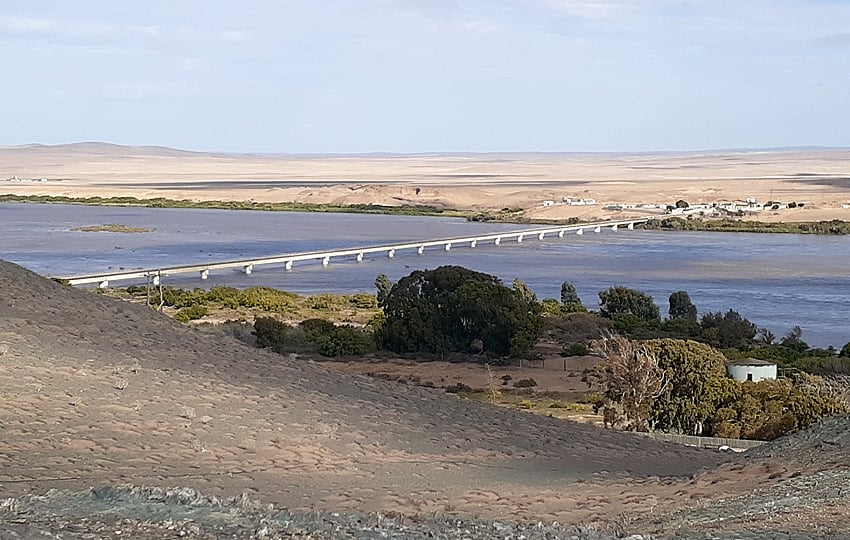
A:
[63,217,651,287]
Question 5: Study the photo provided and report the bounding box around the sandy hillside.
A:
[2,259,850,538]
[1,143,848,219]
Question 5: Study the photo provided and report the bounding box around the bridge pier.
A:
[356,252,364,262]
[611,224,619,231]
[558,230,566,238]
[494,237,501,245]
[285,260,293,270]
[388,249,395,258]
[417,245,425,255]
[594,226,601,233]
[538,232,545,240]
[200,269,209,280]
[244,264,253,275]
[322,256,330,267]
[445,243,452,251]
[576,228,584,235]
[628,222,634,230]
[470,239,477,248]
[99,279,109,289]
[517,235,524,243]
[151,274,160,286]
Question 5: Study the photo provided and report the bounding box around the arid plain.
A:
[1,143,849,221]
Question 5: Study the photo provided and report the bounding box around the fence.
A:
[639,432,767,451]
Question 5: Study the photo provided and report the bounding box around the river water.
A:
[1,202,848,348]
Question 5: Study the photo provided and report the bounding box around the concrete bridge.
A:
[62,218,651,288]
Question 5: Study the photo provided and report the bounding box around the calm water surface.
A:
[1,203,848,348]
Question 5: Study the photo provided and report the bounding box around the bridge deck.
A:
[62,218,651,287]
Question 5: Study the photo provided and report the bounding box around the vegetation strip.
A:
[97,265,850,445]
[0,193,468,218]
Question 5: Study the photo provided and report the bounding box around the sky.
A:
[1,1,848,153]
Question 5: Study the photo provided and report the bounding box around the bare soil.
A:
[2,259,849,538]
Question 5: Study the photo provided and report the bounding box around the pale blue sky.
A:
[1,1,848,153]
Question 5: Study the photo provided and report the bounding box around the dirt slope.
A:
[0,260,728,522]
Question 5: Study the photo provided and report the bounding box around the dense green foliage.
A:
[559,282,586,313]
[668,291,697,322]
[644,217,850,235]
[374,274,393,307]
[378,266,542,358]
[711,376,847,440]
[643,339,738,435]
[591,337,848,440]
[598,286,661,323]
[699,309,758,349]
[252,316,374,357]
[173,304,208,322]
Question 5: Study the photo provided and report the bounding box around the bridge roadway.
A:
[63,217,651,287]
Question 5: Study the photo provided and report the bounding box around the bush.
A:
[513,378,538,388]
[348,293,378,309]
[238,287,297,313]
[174,304,208,322]
[308,294,347,310]
[253,316,289,350]
[299,318,337,341]
[205,286,240,308]
[315,325,375,357]
[445,382,472,394]
[562,343,589,357]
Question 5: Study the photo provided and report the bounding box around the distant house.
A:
[542,200,556,207]
[726,358,777,382]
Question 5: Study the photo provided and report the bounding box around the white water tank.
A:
[726,358,777,382]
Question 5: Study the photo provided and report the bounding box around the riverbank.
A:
[3,193,849,234]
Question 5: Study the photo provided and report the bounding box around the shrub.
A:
[562,343,589,357]
[445,382,472,394]
[513,378,538,388]
[348,293,378,309]
[174,304,208,322]
[299,318,337,341]
[205,286,240,308]
[308,294,347,310]
[253,316,289,350]
[238,287,297,313]
[315,325,375,357]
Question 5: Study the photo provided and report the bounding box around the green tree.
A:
[598,286,660,323]
[699,309,758,349]
[375,273,393,307]
[780,325,809,352]
[643,339,740,435]
[840,342,850,358]
[512,278,538,305]
[668,291,697,322]
[560,282,586,313]
[378,266,542,358]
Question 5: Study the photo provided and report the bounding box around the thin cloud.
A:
[104,82,193,99]
[813,33,850,49]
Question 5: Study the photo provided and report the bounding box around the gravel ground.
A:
[0,486,625,540]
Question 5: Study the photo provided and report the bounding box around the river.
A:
[1,202,848,348]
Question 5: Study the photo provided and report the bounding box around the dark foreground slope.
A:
[15,259,848,538]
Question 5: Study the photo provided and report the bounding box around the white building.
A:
[726,358,777,383]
